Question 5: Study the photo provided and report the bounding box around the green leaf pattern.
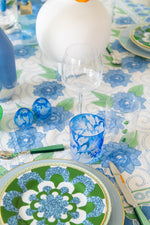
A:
[56,98,74,111]
[39,65,58,79]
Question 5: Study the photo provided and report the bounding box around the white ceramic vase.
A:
[36,0,111,67]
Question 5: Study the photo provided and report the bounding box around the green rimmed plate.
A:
[0,161,112,225]
[119,25,150,59]
[130,23,150,52]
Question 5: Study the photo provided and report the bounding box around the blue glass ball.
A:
[14,108,34,129]
[32,97,52,119]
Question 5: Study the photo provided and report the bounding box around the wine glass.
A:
[61,43,103,113]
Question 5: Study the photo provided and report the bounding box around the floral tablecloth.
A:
[0,0,150,224]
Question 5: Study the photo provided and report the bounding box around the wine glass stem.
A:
[79,93,83,113]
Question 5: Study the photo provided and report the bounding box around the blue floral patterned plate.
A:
[130,23,150,52]
[0,161,112,225]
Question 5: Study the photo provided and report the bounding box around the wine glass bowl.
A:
[61,43,103,112]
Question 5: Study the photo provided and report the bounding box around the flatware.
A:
[0,144,65,159]
[109,161,150,225]
[106,45,121,65]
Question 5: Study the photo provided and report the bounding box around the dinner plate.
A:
[130,23,150,52]
[119,25,150,59]
[0,161,111,225]
[0,159,125,225]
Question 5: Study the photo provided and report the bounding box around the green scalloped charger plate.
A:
[0,159,125,225]
[0,160,111,225]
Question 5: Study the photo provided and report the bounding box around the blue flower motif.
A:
[8,31,23,41]
[97,107,125,135]
[33,81,64,100]
[146,17,150,22]
[35,106,73,132]
[113,92,145,112]
[127,3,137,7]
[115,16,135,25]
[39,195,68,219]
[105,109,124,134]
[14,45,38,59]
[103,69,131,87]
[134,5,150,15]
[124,216,138,225]
[134,7,143,12]
[7,127,45,153]
[113,92,139,113]
[98,109,122,134]
[138,12,149,16]
[101,142,141,174]
[122,56,149,73]
[110,40,126,53]
[142,206,150,220]
[95,167,115,183]
[141,5,150,11]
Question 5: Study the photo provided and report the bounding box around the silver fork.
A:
[106,45,121,65]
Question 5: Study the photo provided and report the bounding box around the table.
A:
[0,0,150,224]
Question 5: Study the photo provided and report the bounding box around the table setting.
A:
[0,0,150,224]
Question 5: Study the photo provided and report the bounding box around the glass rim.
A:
[69,113,105,137]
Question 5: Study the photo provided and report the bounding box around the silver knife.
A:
[109,161,150,225]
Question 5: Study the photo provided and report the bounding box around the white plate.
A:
[119,25,150,59]
[0,159,125,225]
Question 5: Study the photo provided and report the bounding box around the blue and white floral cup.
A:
[69,113,105,164]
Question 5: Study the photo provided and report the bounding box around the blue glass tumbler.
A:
[69,113,105,164]
[0,28,17,102]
